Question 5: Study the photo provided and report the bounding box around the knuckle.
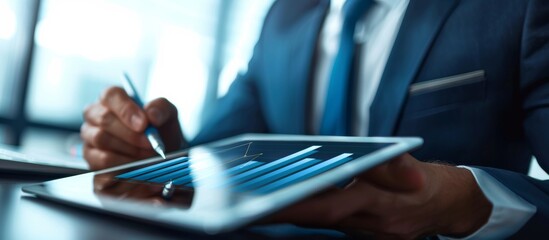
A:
[83,104,94,118]
[96,108,114,127]
[100,87,125,104]
[82,145,92,160]
[81,124,97,145]
[91,130,109,148]
[83,103,100,121]
[119,102,137,121]
[83,146,102,170]
[97,151,110,163]
[83,145,113,171]
[80,124,88,140]
[92,151,112,170]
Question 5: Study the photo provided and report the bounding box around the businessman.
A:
[81,0,549,238]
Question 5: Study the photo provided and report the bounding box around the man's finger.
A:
[144,98,186,152]
[360,154,425,192]
[336,215,411,239]
[80,123,156,158]
[99,87,147,132]
[144,98,178,126]
[83,144,136,170]
[83,104,150,148]
[267,183,379,227]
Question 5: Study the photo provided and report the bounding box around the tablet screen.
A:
[111,140,392,195]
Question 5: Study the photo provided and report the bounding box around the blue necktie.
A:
[319,0,373,135]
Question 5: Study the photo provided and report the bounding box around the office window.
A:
[27,0,223,139]
[0,0,19,115]
[217,0,275,97]
[23,0,273,142]
[0,0,280,158]
[0,0,34,116]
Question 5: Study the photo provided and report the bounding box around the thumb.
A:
[360,153,425,192]
[144,97,178,127]
[144,98,185,152]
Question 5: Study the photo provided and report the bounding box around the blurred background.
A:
[0,0,546,179]
[0,0,273,155]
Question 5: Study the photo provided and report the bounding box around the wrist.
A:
[432,164,493,237]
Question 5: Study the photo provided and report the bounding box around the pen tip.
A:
[155,147,166,159]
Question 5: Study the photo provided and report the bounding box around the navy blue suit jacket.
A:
[192,0,549,237]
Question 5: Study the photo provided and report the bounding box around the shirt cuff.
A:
[439,166,536,240]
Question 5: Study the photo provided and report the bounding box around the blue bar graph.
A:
[116,157,188,179]
[132,161,190,181]
[172,174,194,186]
[226,146,321,185]
[113,141,375,195]
[233,158,320,192]
[225,161,264,176]
[189,161,265,184]
[255,153,353,194]
[173,160,265,186]
[148,167,192,183]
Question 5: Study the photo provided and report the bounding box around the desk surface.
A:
[0,174,350,240]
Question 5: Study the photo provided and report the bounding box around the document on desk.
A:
[0,145,88,175]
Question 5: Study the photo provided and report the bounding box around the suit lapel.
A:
[368,0,458,136]
[273,0,329,134]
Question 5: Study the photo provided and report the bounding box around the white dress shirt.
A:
[312,0,536,238]
[312,0,408,136]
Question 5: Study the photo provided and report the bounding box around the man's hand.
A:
[269,154,493,239]
[81,87,185,170]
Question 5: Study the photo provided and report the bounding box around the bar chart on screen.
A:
[116,140,389,194]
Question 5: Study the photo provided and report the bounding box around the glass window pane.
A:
[0,0,34,116]
[26,0,219,137]
[218,0,274,97]
[26,0,273,140]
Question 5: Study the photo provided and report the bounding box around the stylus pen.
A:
[121,72,166,159]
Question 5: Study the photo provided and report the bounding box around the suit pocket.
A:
[403,70,486,117]
[409,70,485,95]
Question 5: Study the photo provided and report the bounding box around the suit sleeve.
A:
[189,50,269,146]
[521,0,549,171]
[476,167,549,238]
[479,0,549,238]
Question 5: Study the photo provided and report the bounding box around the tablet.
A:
[0,144,88,176]
[22,134,422,234]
